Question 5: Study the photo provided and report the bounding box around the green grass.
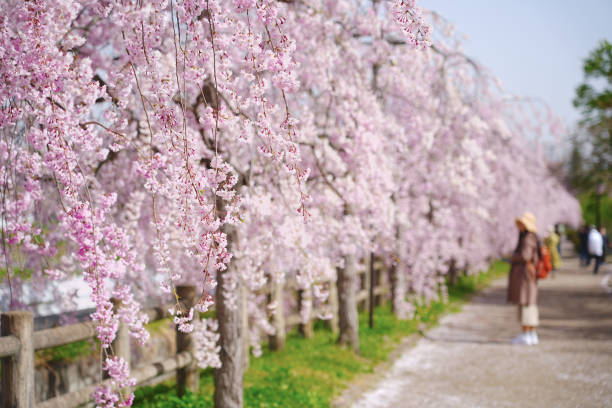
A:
[447,259,509,301]
[133,260,509,408]
[36,338,98,365]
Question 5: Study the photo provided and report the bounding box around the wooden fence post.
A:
[110,298,130,367]
[297,289,313,339]
[1,311,34,408]
[268,280,286,350]
[176,285,199,396]
[375,267,384,306]
[360,266,369,312]
[372,258,386,306]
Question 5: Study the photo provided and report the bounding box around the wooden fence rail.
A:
[1,299,179,408]
[1,262,391,407]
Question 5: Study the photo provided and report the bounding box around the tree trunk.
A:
[241,284,250,370]
[390,261,406,315]
[337,254,359,352]
[327,278,340,335]
[391,224,407,317]
[268,280,286,350]
[368,252,375,329]
[297,289,314,339]
[176,285,199,396]
[448,258,458,286]
[214,262,244,408]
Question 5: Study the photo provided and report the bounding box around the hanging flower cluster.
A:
[393,0,433,49]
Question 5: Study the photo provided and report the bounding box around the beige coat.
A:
[507,231,539,305]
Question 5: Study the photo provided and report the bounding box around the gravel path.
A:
[347,258,612,408]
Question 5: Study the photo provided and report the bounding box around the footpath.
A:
[345,258,612,408]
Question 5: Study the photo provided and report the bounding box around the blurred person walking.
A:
[593,227,608,275]
[507,212,540,345]
[579,225,589,266]
[555,224,563,257]
[544,226,561,276]
[600,227,612,293]
[601,227,609,257]
[588,225,603,274]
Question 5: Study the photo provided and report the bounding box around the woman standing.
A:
[507,212,540,345]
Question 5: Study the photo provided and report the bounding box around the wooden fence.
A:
[0,259,389,408]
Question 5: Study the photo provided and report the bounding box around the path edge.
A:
[331,274,508,408]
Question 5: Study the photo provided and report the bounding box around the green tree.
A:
[573,40,612,192]
[567,137,585,188]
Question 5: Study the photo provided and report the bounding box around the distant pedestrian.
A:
[555,224,563,256]
[601,227,612,293]
[507,212,540,345]
[588,226,603,274]
[593,227,608,275]
[601,227,610,259]
[544,225,561,275]
[579,225,589,266]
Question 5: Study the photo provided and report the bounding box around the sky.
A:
[425,0,612,128]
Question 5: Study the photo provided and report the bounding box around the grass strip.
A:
[133,260,509,407]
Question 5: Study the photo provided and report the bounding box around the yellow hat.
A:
[516,212,537,233]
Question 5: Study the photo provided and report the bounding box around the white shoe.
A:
[510,332,532,345]
[529,331,539,345]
